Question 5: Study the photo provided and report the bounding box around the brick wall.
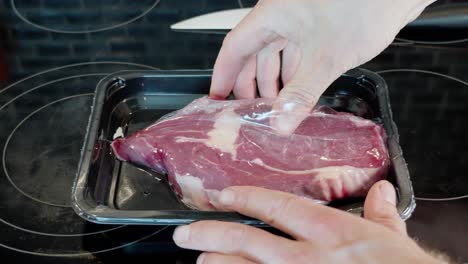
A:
[0,0,465,82]
[0,0,256,81]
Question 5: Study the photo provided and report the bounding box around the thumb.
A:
[363,180,407,236]
[271,53,337,135]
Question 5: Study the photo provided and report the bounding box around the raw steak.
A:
[111,96,389,210]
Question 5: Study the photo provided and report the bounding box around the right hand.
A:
[173,181,447,264]
[209,0,435,134]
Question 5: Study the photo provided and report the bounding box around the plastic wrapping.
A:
[111,96,389,211]
[71,69,415,225]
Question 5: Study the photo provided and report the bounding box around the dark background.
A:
[0,0,468,263]
[0,0,465,81]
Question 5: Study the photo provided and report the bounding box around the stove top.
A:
[0,0,467,263]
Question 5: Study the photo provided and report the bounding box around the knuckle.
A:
[222,224,249,252]
[221,33,237,54]
[264,195,298,226]
[223,32,234,46]
[281,87,318,108]
[260,28,281,46]
[228,187,252,209]
[370,216,407,234]
[368,204,399,220]
[222,32,249,61]
[315,52,350,80]
[190,221,216,240]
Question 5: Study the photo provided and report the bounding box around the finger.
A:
[173,220,297,263]
[271,49,338,135]
[364,180,407,236]
[217,186,369,246]
[209,5,284,99]
[233,55,257,99]
[197,252,256,264]
[281,42,301,85]
[256,39,287,98]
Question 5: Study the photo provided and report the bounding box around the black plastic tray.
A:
[71,68,416,225]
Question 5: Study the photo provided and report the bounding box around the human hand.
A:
[173,180,445,264]
[210,0,435,134]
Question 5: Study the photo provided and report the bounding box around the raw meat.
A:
[111,96,389,210]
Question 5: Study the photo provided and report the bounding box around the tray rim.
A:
[71,68,416,225]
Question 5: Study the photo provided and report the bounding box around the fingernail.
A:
[173,225,190,244]
[196,253,206,264]
[379,181,396,206]
[219,189,235,205]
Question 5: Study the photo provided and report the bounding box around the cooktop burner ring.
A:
[0,62,175,257]
[416,195,468,201]
[0,88,128,236]
[2,92,96,208]
[377,69,468,85]
[0,216,124,237]
[395,37,468,46]
[0,73,104,113]
[0,226,169,257]
[10,0,161,34]
[0,61,160,96]
[0,63,159,208]
[377,68,468,201]
[0,62,161,239]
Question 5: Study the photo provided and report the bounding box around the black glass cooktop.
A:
[0,0,467,263]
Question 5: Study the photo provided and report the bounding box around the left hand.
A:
[172,181,443,264]
[209,0,435,135]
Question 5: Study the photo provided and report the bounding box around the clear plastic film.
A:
[111,96,389,211]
